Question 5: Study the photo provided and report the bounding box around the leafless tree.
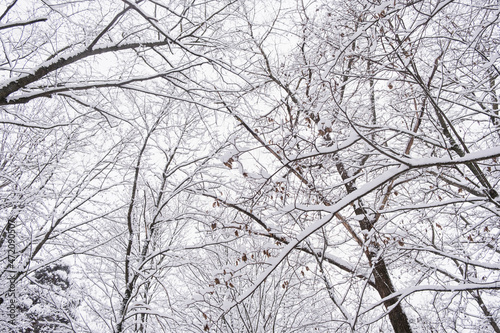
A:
[206,0,500,332]
[1,1,234,332]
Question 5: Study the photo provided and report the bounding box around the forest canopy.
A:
[0,0,499,332]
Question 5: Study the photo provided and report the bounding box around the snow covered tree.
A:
[0,0,234,332]
[205,0,500,332]
[17,262,79,333]
[1,0,499,332]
